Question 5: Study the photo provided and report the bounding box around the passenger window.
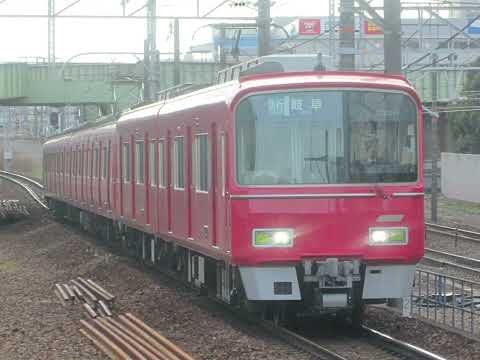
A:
[123,142,131,183]
[221,133,225,197]
[94,147,99,178]
[103,145,109,179]
[149,141,157,186]
[194,134,209,192]
[136,141,144,184]
[158,140,165,188]
[174,137,184,189]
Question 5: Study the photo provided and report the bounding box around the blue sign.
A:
[467,18,480,34]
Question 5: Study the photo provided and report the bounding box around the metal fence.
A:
[409,269,480,337]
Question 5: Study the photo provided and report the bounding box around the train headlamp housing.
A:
[253,229,294,248]
[369,227,408,246]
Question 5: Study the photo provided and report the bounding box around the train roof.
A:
[45,70,420,148]
[237,71,415,92]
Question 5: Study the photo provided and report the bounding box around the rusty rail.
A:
[81,313,195,360]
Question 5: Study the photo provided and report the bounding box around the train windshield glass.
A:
[236,90,418,185]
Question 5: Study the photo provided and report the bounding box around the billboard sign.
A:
[364,20,383,35]
[299,19,321,35]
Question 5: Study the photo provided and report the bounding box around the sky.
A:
[0,0,336,62]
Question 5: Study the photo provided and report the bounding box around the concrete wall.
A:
[0,139,43,180]
[441,152,480,203]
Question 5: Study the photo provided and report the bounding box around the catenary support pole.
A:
[339,0,355,70]
[431,53,439,223]
[174,18,180,85]
[257,0,271,57]
[384,0,402,74]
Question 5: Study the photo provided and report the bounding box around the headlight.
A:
[253,229,294,247]
[369,227,408,245]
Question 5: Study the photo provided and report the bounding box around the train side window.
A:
[78,149,81,176]
[94,146,99,179]
[149,141,157,186]
[194,134,209,192]
[221,133,225,197]
[103,145,109,179]
[158,140,165,188]
[136,141,144,184]
[174,136,184,190]
[123,142,131,183]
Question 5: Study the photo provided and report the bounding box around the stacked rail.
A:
[0,200,29,222]
[81,313,195,360]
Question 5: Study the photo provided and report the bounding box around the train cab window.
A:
[159,140,165,188]
[149,141,157,186]
[136,141,145,184]
[103,145,109,179]
[236,90,418,185]
[194,134,209,192]
[174,137,185,190]
[123,142,131,183]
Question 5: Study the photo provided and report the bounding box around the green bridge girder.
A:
[0,62,219,110]
[0,61,470,109]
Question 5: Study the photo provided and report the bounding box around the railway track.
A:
[423,248,480,276]
[0,170,48,210]
[275,323,446,360]
[426,222,480,244]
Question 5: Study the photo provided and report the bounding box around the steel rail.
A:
[362,326,448,360]
[0,174,49,210]
[81,313,195,360]
[0,170,44,190]
[423,249,480,275]
[426,222,480,244]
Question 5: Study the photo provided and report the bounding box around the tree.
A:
[450,58,480,154]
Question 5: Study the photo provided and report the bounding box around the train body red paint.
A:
[44,71,424,319]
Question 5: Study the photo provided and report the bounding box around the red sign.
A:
[299,19,321,35]
[364,20,383,35]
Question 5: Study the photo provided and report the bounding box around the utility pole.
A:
[219,26,227,69]
[430,53,439,223]
[173,18,180,85]
[329,0,336,68]
[339,0,355,70]
[48,0,55,78]
[257,0,271,57]
[384,0,402,74]
[145,0,158,102]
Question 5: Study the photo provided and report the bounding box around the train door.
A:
[134,134,146,225]
[191,125,214,247]
[158,132,171,234]
[170,127,189,239]
[121,135,133,220]
[147,138,157,231]
[217,131,230,252]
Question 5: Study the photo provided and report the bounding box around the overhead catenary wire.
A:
[403,14,480,71]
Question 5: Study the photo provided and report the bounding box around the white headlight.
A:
[272,231,291,245]
[371,230,388,243]
[253,229,294,247]
[369,227,408,246]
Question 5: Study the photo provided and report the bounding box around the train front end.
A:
[228,73,424,317]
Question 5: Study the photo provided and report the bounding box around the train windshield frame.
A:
[235,89,419,186]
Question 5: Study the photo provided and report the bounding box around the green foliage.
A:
[450,58,480,154]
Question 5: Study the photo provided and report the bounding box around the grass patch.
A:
[0,260,20,272]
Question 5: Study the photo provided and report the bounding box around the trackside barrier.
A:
[410,269,480,337]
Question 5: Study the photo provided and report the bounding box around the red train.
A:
[44,68,424,323]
